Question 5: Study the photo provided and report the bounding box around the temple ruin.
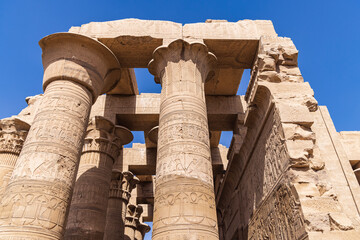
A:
[0,18,359,239]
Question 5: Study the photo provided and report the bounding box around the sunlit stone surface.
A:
[0,19,359,240]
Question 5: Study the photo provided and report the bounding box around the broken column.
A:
[148,39,219,239]
[0,33,121,239]
[0,118,30,198]
[65,116,133,239]
[104,171,139,240]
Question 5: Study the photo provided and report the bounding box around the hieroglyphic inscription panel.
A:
[0,80,92,239]
[149,40,219,239]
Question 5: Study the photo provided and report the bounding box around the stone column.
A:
[64,116,133,239]
[124,204,143,240]
[0,33,121,240]
[134,221,151,240]
[104,170,139,240]
[148,39,219,239]
[0,118,30,198]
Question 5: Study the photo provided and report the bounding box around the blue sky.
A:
[1,1,359,238]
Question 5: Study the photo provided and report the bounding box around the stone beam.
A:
[340,131,360,163]
[123,144,157,175]
[69,19,277,96]
[107,68,139,95]
[90,93,245,131]
[122,143,228,176]
[69,19,276,68]
[339,131,360,184]
[138,204,153,222]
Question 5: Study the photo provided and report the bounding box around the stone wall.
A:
[216,36,360,239]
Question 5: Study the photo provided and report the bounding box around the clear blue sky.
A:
[1,1,359,238]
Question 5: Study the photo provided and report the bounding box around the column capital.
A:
[109,170,139,201]
[82,116,133,161]
[39,32,121,101]
[0,117,30,155]
[136,221,151,238]
[125,204,143,229]
[148,39,217,84]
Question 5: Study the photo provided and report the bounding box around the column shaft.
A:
[0,32,121,240]
[0,80,92,239]
[0,118,30,198]
[64,151,113,239]
[104,171,139,240]
[148,40,219,239]
[65,117,131,239]
[104,197,127,239]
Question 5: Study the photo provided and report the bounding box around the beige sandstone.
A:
[64,116,133,239]
[148,39,219,239]
[0,19,359,240]
[103,170,139,240]
[0,118,30,198]
[0,32,121,239]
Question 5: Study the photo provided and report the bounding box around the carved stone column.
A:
[64,116,133,239]
[134,220,150,240]
[0,33,121,240]
[104,171,139,240]
[124,204,143,240]
[148,39,219,239]
[0,118,30,198]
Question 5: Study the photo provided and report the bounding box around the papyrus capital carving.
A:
[109,170,139,202]
[0,117,30,155]
[82,116,133,161]
[148,39,217,84]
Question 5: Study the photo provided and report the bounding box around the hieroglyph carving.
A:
[248,182,307,240]
[65,116,132,239]
[148,39,219,240]
[0,32,121,240]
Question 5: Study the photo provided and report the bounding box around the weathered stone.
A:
[0,118,30,198]
[2,18,360,240]
[149,39,219,240]
[64,116,133,239]
[0,32,121,240]
[104,171,139,240]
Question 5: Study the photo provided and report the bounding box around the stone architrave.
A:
[148,39,219,239]
[0,33,121,240]
[0,118,30,198]
[64,116,133,239]
[103,170,139,240]
[124,204,143,240]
